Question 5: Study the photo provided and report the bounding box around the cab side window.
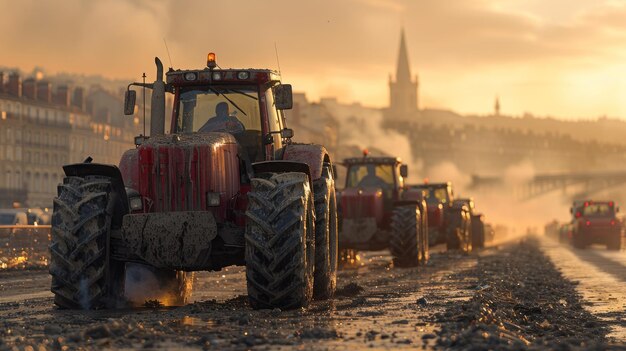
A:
[266,90,283,149]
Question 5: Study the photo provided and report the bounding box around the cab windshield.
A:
[346,164,395,189]
[582,203,614,217]
[176,87,261,134]
[415,186,450,205]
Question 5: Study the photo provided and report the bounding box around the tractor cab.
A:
[343,154,408,207]
[125,53,294,179]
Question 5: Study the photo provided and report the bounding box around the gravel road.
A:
[0,237,623,350]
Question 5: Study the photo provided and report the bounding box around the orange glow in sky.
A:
[1,0,626,118]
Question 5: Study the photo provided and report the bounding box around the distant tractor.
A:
[448,200,472,252]
[409,182,472,252]
[409,182,449,244]
[49,54,338,310]
[455,198,485,249]
[570,200,622,250]
[337,154,428,267]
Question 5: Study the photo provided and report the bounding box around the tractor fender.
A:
[62,162,129,227]
[252,161,312,185]
[119,149,139,190]
[278,144,330,181]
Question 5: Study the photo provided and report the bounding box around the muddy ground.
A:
[0,237,622,350]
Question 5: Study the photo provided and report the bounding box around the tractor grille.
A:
[151,145,201,212]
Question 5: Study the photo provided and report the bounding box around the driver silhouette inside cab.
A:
[199,102,245,134]
[358,164,389,189]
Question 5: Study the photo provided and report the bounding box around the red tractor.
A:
[337,155,428,267]
[49,54,338,310]
[570,200,622,250]
[409,182,453,246]
[409,182,471,252]
[455,198,485,249]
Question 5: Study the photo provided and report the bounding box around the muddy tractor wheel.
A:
[420,206,429,265]
[446,227,462,251]
[245,172,315,310]
[607,234,621,251]
[312,166,338,300]
[572,235,587,249]
[390,205,420,267]
[472,231,485,250]
[49,176,125,309]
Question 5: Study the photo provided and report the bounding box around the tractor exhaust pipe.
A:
[150,57,166,136]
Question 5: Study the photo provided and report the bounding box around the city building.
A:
[0,72,141,207]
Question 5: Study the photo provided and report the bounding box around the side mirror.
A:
[400,164,408,178]
[134,135,147,147]
[281,128,294,139]
[273,84,293,110]
[124,90,136,115]
[569,207,573,214]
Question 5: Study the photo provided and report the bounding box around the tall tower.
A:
[389,28,419,118]
[494,96,500,116]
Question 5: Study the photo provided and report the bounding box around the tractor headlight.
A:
[237,71,249,80]
[184,72,198,81]
[212,72,221,81]
[129,196,143,211]
[206,192,221,207]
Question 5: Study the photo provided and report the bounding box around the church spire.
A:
[396,28,412,82]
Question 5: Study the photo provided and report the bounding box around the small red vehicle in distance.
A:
[570,200,622,250]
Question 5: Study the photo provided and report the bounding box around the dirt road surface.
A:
[0,237,623,350]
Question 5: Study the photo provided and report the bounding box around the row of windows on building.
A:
[3,169,62,193]
[0,101,91,128]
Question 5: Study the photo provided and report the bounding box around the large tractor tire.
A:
[472,231,485,250]
[390,205,420,267]
[312,165,338,300]
[420,204,429,265]
[572,235,587,249]
[607,233,621,251]
[245,172,315,310]
[446,227,462,251]
[49,176,125,309]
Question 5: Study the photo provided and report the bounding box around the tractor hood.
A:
[119,133,240,219]
[339,187,384,225]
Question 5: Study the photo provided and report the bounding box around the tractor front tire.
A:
[607,234,622,251]
[420,205,429,264]
[446,227,462,251]
[390,205,420,267]
[312,166,338,300]
[245,172,315,310]
[49,176,124,309]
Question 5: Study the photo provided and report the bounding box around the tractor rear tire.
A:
[446,227,461,251]
[420,204,429,265]
[49,176,125,309]
[312,166,338,300]
[607,234,621,251]
[245,172,315,310]
[390,205,420,267]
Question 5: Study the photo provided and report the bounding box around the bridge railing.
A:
[0,225,50,270]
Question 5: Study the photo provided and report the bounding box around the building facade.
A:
[0,72,140,207]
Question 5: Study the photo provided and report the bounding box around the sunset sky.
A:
[1,0,626,119]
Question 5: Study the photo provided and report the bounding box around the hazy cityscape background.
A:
[2,0,626,229]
